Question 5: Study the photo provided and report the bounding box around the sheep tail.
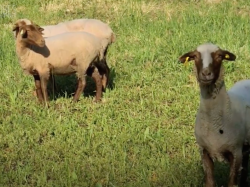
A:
[98,48,104,62]
[94,49,108,73]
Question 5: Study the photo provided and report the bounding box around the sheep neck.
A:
[15,37,32,63]
[197,67,231,131]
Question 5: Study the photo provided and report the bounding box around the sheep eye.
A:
[217,55,223,59]
[192,55,197,60]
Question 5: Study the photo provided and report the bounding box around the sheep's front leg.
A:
[202,149,215,187]
[40,76,49,106]
[91,68,102,102]
[73,76,86,102]
[228,151,242,187]
[33,75,44,103]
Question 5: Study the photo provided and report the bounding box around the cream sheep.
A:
[42,18,116,89]
[13,19,105,104]
[179,43,250,187]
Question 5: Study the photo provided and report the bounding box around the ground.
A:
[1,0,250,186]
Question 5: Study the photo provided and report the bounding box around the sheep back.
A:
[42,19,115,49]
[228,80,250,143]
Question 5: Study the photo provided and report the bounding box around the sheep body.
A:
[18,32,103,76]
[229,80,250,142]
[195,89,247,160]
[195,80,250,161]
[42,18,115,51]
[42,18,115,89]
[228,80,250,103]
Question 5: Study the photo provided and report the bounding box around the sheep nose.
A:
[200,68,214,81]
[201,68,212,76]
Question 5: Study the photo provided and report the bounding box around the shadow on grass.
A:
[199,161,250,187]
[48,67,116,100]
[214,162,230,187]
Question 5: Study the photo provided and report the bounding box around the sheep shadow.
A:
[205,161,250,187]
[48,67,116,100]
[213,162,232,186]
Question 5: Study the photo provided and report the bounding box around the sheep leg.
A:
[202,149,215,187]
[48,64,57,93]
[33,75,44,103]
[102,49,109,89]
[91,68,102,102]
[240,145,249,187]
[102,57,110,90]
[49,74,57,92]
[73,77,86,102]
[228,151,242,187]
[40,76,49,105]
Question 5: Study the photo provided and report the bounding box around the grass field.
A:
[1,0,250,186]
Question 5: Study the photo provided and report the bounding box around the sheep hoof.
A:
[72,99,79,102]
[33,90,37,97]
[43,102,50,108]
[93,97,102,103]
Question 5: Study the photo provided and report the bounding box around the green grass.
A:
[1,0,250,186]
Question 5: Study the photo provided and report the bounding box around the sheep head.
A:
[13,19,45,47]
[179,43,236,85]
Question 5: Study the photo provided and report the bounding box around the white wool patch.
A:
[19,18,32,25]
[197,43,219,68]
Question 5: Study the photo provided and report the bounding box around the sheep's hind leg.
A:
[49,74,57,93]
[33,75,44,103]
[202,149,215,187]
[91,68,102,102]
[73,76,86,102]
[227,151,242,187]
[101,57,110,91]
[240,145,250,187]
[48,64,58,96]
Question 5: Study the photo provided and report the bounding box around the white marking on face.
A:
[197,43,219,68]
[19,19,32,25]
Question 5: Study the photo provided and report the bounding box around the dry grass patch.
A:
[39,0,179,23]
[187,73,199,90]
[140,1,174,21]
[2,23,13,30]
[40,1,65,12]
[205,0,224,4]
[235,6,250,17]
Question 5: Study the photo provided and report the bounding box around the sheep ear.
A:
[12,24,19,38]
[179,51,195,63]
[35,24,44,32]
[39,27,44,32]
[12,24,18,31]
[221,50,236,61]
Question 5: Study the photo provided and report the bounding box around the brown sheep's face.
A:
[179,43,236,85]
[13,21,45,47]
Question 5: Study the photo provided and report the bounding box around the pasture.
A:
[1,0,250,186]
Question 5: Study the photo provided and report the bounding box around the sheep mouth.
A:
[199,78,213,85]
